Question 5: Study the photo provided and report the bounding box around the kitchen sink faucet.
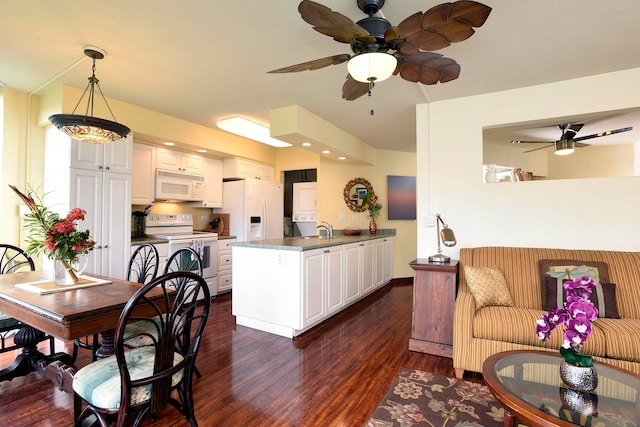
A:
[317,222,333,239]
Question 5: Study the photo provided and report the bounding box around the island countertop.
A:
[231,229,395,251]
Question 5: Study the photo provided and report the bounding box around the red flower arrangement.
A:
[10,185,95,281]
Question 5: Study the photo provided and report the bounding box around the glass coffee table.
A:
[482,350,640,427]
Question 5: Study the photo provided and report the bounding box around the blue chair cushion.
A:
[72,346,184,410]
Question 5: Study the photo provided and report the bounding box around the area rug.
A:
[366,369,504,427]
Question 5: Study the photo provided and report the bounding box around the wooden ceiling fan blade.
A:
[298,0,371,44]
[523,144,553,153]
[398,1,491,51]
[511,140,553,144]
[573,126,633,142]
[342,75,370,101]
[398,53,460,84]
[268,54,351,73]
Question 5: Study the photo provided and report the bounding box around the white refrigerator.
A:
[222,180,284,241]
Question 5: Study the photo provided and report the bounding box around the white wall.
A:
[417,68,640,259]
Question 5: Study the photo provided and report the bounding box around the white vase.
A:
[54,255,88,285]
[484,164,498,183]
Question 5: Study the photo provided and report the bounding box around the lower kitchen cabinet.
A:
[217,238,235,293]
[232,235,394,338]
[302,245,344,328]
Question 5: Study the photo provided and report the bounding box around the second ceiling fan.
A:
[511,123,633,155]
[268,0,492,100]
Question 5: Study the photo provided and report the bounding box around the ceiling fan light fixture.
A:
[347,52,397,83]
[49,46,130,144]
[554,140,575,155]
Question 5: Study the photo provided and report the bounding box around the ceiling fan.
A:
[511,123,633,155]
[268,0,491,100]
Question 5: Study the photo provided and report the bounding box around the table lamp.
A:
[428,214,457,263]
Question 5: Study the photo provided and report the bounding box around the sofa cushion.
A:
[463,265,514,309]
[472,306,607,357]
[593,318,640,362]
[543,277,621,319]
[539,259,610,307]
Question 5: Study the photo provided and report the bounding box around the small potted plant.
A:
[536,276,599,391]
[362,191,382,235]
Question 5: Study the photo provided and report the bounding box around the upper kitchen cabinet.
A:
[69,134,133,174]
[44,127,131,280]
[223,158,274,181]
[189,157,223,208]
[131,143,156,205]
[156,147,204,174]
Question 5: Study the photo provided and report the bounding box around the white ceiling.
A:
[2,0,640,153]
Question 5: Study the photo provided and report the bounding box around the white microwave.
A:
[155,169,205,201]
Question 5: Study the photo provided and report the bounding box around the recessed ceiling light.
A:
[322,150,331,154]
[163,142,175,146]
[216,116,292,148]
[302,142,311,147]
[196,149,207,153]
[338,156,346,160]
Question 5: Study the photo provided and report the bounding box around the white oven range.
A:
[145,213,217,299]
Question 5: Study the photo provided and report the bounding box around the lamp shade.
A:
[554,140,575,155]
[347,52,397,83]
[49,114,130,144]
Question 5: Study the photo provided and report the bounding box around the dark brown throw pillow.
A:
[543,276,620,319]
[538,259,610,307]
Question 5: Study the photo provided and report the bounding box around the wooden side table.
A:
[408,258,459,358]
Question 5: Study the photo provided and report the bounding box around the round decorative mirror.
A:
[343,177,373,212]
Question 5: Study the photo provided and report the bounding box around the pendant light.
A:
[49,46,130,144]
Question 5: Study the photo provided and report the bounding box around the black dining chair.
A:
[0,244,55,355]
[73,243,161,363]
[72,271,211,427]
[127,243,160,284]
[164,247,203,276]
[163,247,205,377]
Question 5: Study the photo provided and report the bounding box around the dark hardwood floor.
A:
[0,278,481,426]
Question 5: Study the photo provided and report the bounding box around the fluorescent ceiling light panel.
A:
[217,116,292,148]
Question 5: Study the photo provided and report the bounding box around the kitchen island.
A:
[232,230,395,338]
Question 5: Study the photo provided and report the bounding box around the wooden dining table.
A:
[0,270,165,392]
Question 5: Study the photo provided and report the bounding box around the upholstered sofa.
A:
[453,246,640,379]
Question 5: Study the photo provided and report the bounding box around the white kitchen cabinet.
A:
[232,235,394,338]
[223,158,274,181]
[131,143,156,205]
[217,238,235,293]
[383,237,394,284]
[302,249,324,327]
[344,242,361,305]
[69,134,132,174]
[156,147,204,174]
[302,245,343,327]
[69,169,131,279]
[190,157,223,208]
[374,238,386,288]
[344,240,376,302]
[360,240,375,295]
[44,127,131,280]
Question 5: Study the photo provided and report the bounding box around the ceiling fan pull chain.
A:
[369,81,374,116]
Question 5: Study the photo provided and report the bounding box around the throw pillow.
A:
[538,259,610,307]
[463,265,514,310]
[543,277,620,319]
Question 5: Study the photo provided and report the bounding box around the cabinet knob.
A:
[98,165,103,170]
[105,166,110,171]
